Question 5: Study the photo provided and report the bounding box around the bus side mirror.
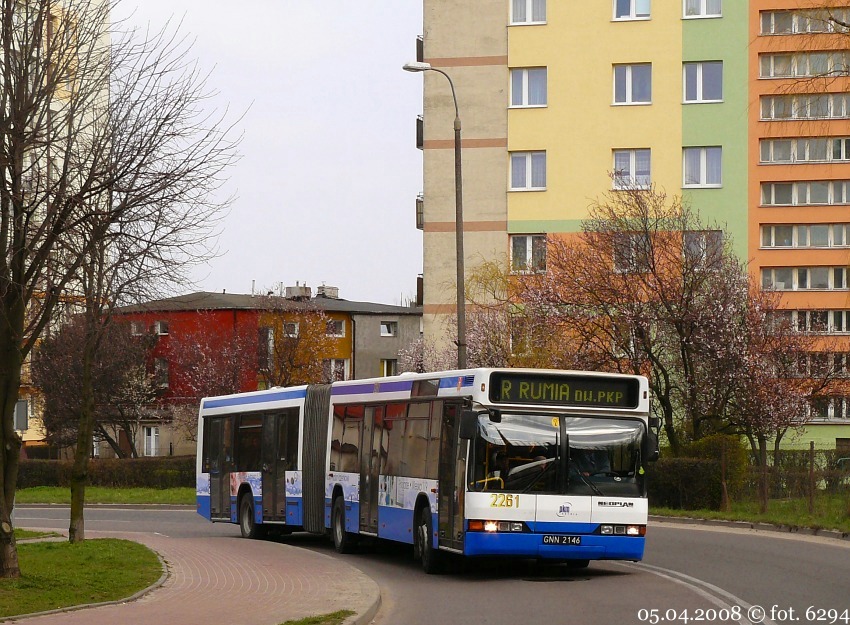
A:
[459,410,479,440]
[643,429,660,462]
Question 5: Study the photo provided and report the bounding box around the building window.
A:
[130,321,145,336]
[759,52,850,79]
[613,149,651,189]
[326,319,345,337]
[511,234,547,272]
[614,0,650,20]
[683,230,723,266]
[613,233,651,273]
[808,396,850,420]
[760,10,848,35]
[154,320,169,336]
[683,62,722,102]
[760,93,850,120]
[510,68,547,107]
[613,64,652,104]
[761,224,850,248]
[380,321,398,337]
[258,327,274,370]
[761,181,850,206]
[283,322,299,337]
[323,359,349,382]
[760,137,850,164]
[511,0,546,24]
[510,151,546,190]
[683,147,722,187]
[785,310,850,334]
[684,0,721,18]
[154,358,169,388]
[761,267,848,291]
[14,399,27,431]
[143,426,160,457]
[381,359,398,376]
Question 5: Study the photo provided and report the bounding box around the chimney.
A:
[316,285,339,299]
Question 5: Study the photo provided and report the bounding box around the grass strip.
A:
[280,610,356,625]
[15,486,195,505]
[653,494,850,534]
[0,538,162,618]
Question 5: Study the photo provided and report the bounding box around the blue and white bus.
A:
[196,368,658,573]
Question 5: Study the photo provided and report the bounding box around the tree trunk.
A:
[0,307,26,577]
[69,324,99,542]
[758,435,769,514]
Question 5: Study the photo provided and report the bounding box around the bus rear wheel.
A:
[239,494,263,539]
[416,506,442,574]
[567,559,590,570]
[332,496,357,554]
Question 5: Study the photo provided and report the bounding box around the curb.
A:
[347,593,382,625]
[16,503,195,510]
[650,514,850,541]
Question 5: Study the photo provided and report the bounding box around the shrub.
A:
[683,434,749,499]
[647,457,722,510]
[18,456,195,489]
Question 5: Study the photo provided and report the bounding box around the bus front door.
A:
[208,416,232,520]
[359,406,382,534]
[438,403,466,551]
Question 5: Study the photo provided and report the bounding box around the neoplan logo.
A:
[597,501,634,508]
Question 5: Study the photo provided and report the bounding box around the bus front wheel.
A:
[416,506,442,574]
[332,496,357,554]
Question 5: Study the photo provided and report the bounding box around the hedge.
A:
[17,456,195,489]
[646,457,722,510]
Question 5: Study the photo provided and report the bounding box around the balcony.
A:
[416,193,424,230]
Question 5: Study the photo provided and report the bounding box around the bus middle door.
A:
[261,413,285,521]
[359,406,382,534]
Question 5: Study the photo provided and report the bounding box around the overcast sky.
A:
[118,2,424,305]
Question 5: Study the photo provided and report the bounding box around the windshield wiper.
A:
[571,464,604,497]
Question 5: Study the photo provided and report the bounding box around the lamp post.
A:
[403,61,467,369]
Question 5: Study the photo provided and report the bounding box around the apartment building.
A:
[414,0,850,450]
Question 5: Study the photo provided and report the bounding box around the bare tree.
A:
[0,0,238,572]
[31,318,156,455]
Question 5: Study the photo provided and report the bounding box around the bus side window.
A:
[235,415,262,472]
[329,405,345,471]
[425,401,442,480]
[285,409,299,471]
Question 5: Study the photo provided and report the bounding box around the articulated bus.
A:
[196,368,659,573]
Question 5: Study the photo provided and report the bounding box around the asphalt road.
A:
[15,506,850,625]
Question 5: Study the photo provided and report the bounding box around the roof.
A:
[114,291,422,316]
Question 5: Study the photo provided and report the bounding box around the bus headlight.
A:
[599,524,645,536]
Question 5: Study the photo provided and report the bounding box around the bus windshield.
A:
[470,414,646,497]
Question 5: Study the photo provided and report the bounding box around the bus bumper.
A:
[463,532,645,561]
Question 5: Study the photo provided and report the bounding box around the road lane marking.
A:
[615,561,776,625]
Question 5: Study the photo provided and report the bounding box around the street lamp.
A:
[403,61,467,369]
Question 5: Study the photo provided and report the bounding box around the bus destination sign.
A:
[489,372,639,408]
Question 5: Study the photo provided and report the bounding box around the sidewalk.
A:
[15,532,381,625]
